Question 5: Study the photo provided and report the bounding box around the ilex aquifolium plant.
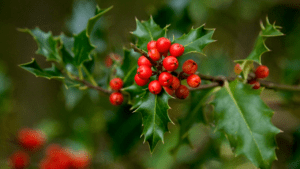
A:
[19,4,299,168]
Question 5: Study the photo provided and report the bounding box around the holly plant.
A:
[17,5,300,169]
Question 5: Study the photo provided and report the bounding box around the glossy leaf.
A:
[236,17,283,64]
[173,25,215,55]
[212,80,280,169]
[19,59,64,79]
[134,91,172,152]
[132,17,168,51]
[86,5,113,37]
[73,30,95,67]
[60,34,75,65]
[20,28,61,62]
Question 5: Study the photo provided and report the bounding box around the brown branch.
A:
[130,43,157,66]
[189,82,220,91]
[73,76,112,95]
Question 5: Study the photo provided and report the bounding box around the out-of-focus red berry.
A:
[18,128,46,151]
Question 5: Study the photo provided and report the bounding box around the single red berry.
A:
[148,80,162,95]
[109,78,123,91]
[148,49,161,61]
[138,56,152,67]
[169,76,180,90]
[158,72,173,87]
[109,92,124,105]
[255,65,269,79]
[147,40,156,51]
[164,87,175,96]
[234,64,242,75]
[134,74,149,86]
[70,150,90,169]
[175,85,189,99]
[9,151,30,169]
[182,59,198,74]
[249,80,261,89]
[137,65,152,79]
[163,56,179,71]
[187,74,201,88]
[170,43,184,57]
[156,37,171,53]
[18,128,46,151]
[105,56,113,67]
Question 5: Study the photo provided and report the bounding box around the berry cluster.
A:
[109,78,124,105]
[235,64,269,89]
[8,128,90,169]
[135,37,201,99]
[40,144,90,169]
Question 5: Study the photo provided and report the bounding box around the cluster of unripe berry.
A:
[235,64,269,89]
[8,128,90,169]
[135,37,201,99]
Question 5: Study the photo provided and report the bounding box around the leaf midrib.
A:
[224,83,266,166]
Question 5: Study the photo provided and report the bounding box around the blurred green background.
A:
[1,0,300,168]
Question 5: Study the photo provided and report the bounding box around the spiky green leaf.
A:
[132,17,167,51]
[20,28,61,62]
[236,17,284,65]
[122,83,146,108]
[173,25,215,55]
[86,5,113,37]
[134,91,172,152]
[19,59,64,79]
[73,30,95,67]
[212,80,280,169]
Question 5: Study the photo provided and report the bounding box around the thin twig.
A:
[130,43,157,66]
[189,82,220,91]
[73,76,112,95]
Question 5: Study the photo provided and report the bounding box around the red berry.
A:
[255,65,269,79]
[169,76,180,90]
[158,72,173,87]
[46,144,62,157]
[134,74,149,86]
[249,80,260,89]
[170,43,184,57]
[147,40,156,50]
[163,56,179,71]
[148,80,162,95]
[109,92,124,105]
[70,150,90,169]
[175,85,189,99]
[110,78,123,91]
[41,146,73,169]
[148,49,161,61]
[182,59,198,74]
[138,56,152,67]
[105,56,113,67]
[234,64,242,75]
[9,151,30,169]
[18,128,46,151]
[137,65,152,79]
[187,74,201,88]
[164,87,174,96]
[156,37,171,53]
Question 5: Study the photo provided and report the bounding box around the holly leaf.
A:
[212,80,280,169]
[235,17,284,65]
[86,5,113,37]
[132,17,168,51]
[171,88,215,154]
[173,25,215,56]
[134,91,172,152]
[19,59,64,79]
[73,30,95,67]
[60,34,75,65]
[19,28,61,62]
